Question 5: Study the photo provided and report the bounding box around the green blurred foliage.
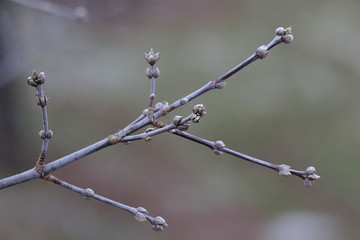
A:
[1,0,359,239]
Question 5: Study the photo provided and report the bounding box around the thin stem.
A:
[172,129,307,180]
[36,84,50,160]
[45,175,160,227]
[122,114,192,142]
[148,65,156,109]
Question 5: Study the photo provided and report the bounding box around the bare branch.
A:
[44,175,168,231]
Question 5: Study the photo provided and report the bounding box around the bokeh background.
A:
[1,0,359,239]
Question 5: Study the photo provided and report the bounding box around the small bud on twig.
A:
[193,104,206,117]
[137,206,148,214]
[215,81,226,89]
[83,188,94,200]
[180,98,188,105]
[173,115,182,126]
[152,216,168,231]
[144,48,160,65]
[278,164,292,177]
[304,166,320,187]
[255,45,269,59]
[281,34,294,44]
[275,27,285,36]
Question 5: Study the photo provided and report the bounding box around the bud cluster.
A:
[191,104,206,123]
[144,48,160,65]
[275,26,294,44]
[304,166,320,187]
[27,70,46,87]
[152,216,168,231]
[38,129,54,139]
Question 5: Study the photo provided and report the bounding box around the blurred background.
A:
[1,0,359,239]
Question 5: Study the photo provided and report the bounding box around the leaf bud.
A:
[215,140,225,148]
[275,27,285,35]
[173,115,182,126]
[135,212,147,222]
[145,68,153,78]
[137,206,148,214]
[281,34,294,44]
[153,68,160,78]
[278,164,291,177]
[255,45,269,59]
[180,98,188,105]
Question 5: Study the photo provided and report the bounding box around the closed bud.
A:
[38,130,46,139]
[27,77,37,87]
[275,27,285,35]
[255,45,269,59]
[285,26,292,34]
[154,216,166,225]
[281,34,294,44]
[278,164,292,177]
[32,69,38,80]
[180,98,188,105]
[145,68,153,78]
[215,140,225,148]
[137,207,148,214]
[193,104,205,116]
[213,149,223,155]
[46,130,54,139]
[173,115,182,126]
[215,82,226,89]
[144,48,159,65]
[84,188,94,197]
[191,114,201,123]
[304,178,314,187]
[135,212,147,222]
[39,74,46,84]
[153,68,160,78]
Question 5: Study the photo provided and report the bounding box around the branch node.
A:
[36,94,49,107]
[108,135,118,145]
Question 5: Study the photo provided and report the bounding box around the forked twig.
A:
[0,27,319,232]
